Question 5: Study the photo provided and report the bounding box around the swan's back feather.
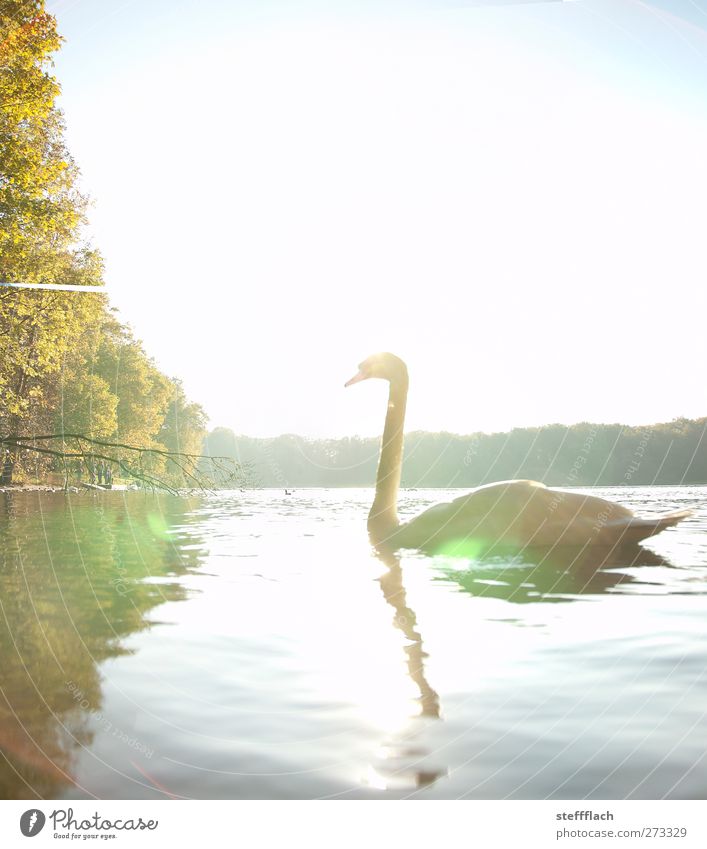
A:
[601,509,693,546]
[390,480,692,553]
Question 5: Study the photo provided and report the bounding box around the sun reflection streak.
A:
[375,549,440,720]
[358,545,448,791]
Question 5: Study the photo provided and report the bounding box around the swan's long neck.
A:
[368,374,408,535]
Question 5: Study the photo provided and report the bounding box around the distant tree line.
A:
[203,418,707,488]
[0,2,213,488]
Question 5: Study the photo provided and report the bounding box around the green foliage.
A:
[94,317,173,448]
[1,1,103,429]
[204,419,707,488]
[159,380,207,459]
[0,4,208,486]
[0,3,72,267]
[55,371,118,438]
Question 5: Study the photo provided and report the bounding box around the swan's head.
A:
[344,353,408,388]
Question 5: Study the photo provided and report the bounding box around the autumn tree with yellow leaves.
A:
[0,1,236,490]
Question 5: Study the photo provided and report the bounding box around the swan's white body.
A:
[346,353,691,554]
[387,478,690,554]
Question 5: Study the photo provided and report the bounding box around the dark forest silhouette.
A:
[204,417,707,488]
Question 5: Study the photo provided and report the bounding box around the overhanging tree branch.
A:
[1,433,248,494]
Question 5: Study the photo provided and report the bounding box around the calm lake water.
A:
[1,486,706,800]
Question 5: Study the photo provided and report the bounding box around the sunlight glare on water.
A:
[0,486,706,799]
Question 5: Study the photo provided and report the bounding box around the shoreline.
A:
[0,483,129,493]
[2,483,704,495]
[0,484,82,493]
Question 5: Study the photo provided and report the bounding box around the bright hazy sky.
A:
[47,0,707,438]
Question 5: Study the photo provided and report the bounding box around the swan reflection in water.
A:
[365,545,446,791]
[367,535,674,792]
[430,541,675,603]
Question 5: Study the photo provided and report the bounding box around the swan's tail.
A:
[609,509,693,545]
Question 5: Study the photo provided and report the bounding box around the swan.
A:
[345,352,691,554]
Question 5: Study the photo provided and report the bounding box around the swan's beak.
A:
[344,370,368,388]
